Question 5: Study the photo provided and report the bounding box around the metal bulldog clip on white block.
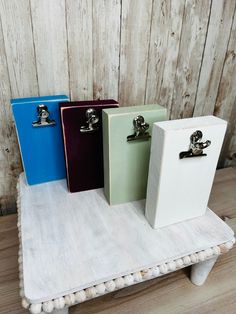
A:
[145,115,227,229]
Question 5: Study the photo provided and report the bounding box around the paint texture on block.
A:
[11,95,69,185]
[60,100,119,192]
[103,105,167,205]
[145,116,227,228]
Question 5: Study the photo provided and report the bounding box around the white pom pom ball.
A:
[151,266,160,277]
[133,272,142,282]
[124,274,134,285]
[42,300,54,313]
[105,280,116,292]
[53,297,65,310]
[114,277,125,289]
[197,251,206,261]
[141,269,152,280]
[212,246,221,255]
[75,290,86,303]
[22,298,29,309]
[159,264,168,274]
[19,263,23,272]
[167,261,176,271]
[205,248,213,257]
[19,288,24,298]
[18,256,23,264]
[64,293,75,305]
[183,256,191,265]
[19,279,24,289]
[85,287,97,299]
[29,303,42,314]
[190,254,198,263]
[175,259,184,268]
[95,283,106,294]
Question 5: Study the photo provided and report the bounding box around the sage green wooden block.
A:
[102,105,167,205]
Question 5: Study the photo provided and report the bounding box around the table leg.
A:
[190,256,218,286]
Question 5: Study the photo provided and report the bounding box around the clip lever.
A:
[80,108,99,133]
[179,130,211,159]
[127,115,151,142]
[32,105,56,127]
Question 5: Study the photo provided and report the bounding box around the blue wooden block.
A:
[11,95,69,185]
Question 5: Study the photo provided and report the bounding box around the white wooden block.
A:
[145,116,227,229]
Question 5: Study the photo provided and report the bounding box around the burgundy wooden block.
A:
[60,100,119,192]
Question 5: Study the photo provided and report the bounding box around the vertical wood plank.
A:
[145,0,185,116]
[66,0,93,100]
[215,10,236,167]
[30,0,69,95]
[0,19,22,214]
[119,0,153,106]
[0,0,38,97]
[170,0,211,119]
[193,0,236,117]
[223,107,236,167]
[226,124,236,167]
[93,0,121,100]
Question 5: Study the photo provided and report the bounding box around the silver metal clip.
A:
[179,130,211,159]
[32,105,56,127]
[80,108,99,133]
[127,115,151,142]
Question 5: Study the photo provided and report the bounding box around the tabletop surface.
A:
[18,174,234,303]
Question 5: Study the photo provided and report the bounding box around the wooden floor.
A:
[0,168,236,314]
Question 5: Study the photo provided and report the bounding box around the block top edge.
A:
[102,104,166,116]
[154,115,227,131]
[11,95,69,105]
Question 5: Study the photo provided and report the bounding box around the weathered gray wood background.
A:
[0,0,235,214]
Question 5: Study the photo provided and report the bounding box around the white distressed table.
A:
[17,174,235,314]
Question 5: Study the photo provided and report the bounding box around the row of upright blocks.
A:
[11,95,227,228]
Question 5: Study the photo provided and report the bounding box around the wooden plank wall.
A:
[0,0,235,214]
